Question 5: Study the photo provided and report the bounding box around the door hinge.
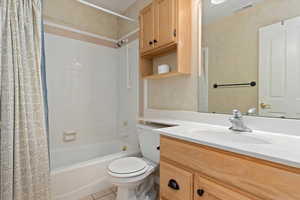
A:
[173,29,177,37]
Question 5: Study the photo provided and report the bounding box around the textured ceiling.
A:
[203,0,265,25]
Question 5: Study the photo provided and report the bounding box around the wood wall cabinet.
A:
[154,0,177,49]
[139,0,192,79]
[139,3,155,53]
[140,0,176,53]
[160,135,300,200]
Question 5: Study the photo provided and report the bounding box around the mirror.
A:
[199,0,300,119]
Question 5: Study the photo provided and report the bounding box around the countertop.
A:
[140,117,300,169]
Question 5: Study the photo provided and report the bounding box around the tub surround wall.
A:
[117,40,140,147]
[46,33,120,150]
[46,33,141,200]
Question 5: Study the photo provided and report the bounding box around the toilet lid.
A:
[108,157,147,174]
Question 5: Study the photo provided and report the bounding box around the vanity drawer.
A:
[161,135,300,200]
[160,161,193,200]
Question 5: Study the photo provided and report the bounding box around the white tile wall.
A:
[45,33,120,149]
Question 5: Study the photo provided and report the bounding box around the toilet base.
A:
[116,186,138,200]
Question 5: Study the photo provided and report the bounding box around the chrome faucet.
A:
[229,109,252,132]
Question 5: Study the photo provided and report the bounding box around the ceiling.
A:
[203,0,265,25]
[82,0,266,24]
[86,0,137,13]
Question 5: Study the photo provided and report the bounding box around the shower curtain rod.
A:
[77,0,137,22]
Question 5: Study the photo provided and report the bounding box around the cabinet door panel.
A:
[160,161,193,200]
[194,174,253,200]
[140,4,154,53]
[154,0,176,48]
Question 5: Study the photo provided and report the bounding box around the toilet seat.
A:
[108,157,149,178]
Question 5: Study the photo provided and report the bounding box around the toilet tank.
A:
[137,123,164,163]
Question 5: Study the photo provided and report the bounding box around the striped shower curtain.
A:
[0,0,50,200]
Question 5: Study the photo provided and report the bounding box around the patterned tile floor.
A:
[80,187,117,200]
[80,185,159,200]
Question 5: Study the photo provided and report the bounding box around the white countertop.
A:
[140,117,300,168]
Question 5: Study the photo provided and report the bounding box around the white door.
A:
[259,16,300,118]
[259,22,289,118]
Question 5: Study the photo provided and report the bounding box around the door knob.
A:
[260,103,271,109]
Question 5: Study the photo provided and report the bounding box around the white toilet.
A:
[107,124,161,200]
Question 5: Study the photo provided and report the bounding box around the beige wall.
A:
[118,0,152,38]
[203,0,300,114]
[44,0,119,39]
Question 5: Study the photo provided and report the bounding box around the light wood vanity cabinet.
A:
[160,135,300,200]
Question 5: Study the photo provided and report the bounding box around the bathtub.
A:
[50,140,140,200]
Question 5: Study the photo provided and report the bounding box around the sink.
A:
[188,129,270,145]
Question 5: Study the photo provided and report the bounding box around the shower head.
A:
[115,39,129,48]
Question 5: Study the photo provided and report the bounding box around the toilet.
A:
[107,124,161,200]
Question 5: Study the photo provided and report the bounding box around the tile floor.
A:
[80,187,117,200]
[80,184,159,200]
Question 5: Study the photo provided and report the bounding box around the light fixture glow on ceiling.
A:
[211,0,227,5]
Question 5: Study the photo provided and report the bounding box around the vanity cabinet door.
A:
[139,3,155,53]
[194,174,254,200]
[160,161,193,200]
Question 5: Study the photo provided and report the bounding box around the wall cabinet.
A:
[139,4,155,53]
[154,0,176,48]
[160,135,300,200]
[140,0,176,54]
[139,0,192,79]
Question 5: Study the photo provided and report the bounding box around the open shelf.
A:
[143,72,190,80]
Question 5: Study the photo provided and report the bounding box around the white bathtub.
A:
[50,140,140,200]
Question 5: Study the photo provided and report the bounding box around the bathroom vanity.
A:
[142,118,300,200]
[160,135,300,200]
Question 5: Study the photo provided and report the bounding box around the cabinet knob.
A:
[156,146,160,150]
[153,39,158,43]
[149,41,153,45]
[197,189,205,196]
[168,179,180,190]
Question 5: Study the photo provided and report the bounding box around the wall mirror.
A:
[198,0,300,119]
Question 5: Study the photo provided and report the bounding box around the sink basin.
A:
[188,129,270,145]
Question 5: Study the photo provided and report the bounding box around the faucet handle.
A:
[232,109,242,118]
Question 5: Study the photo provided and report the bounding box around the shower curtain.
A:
[0,0,50,200]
